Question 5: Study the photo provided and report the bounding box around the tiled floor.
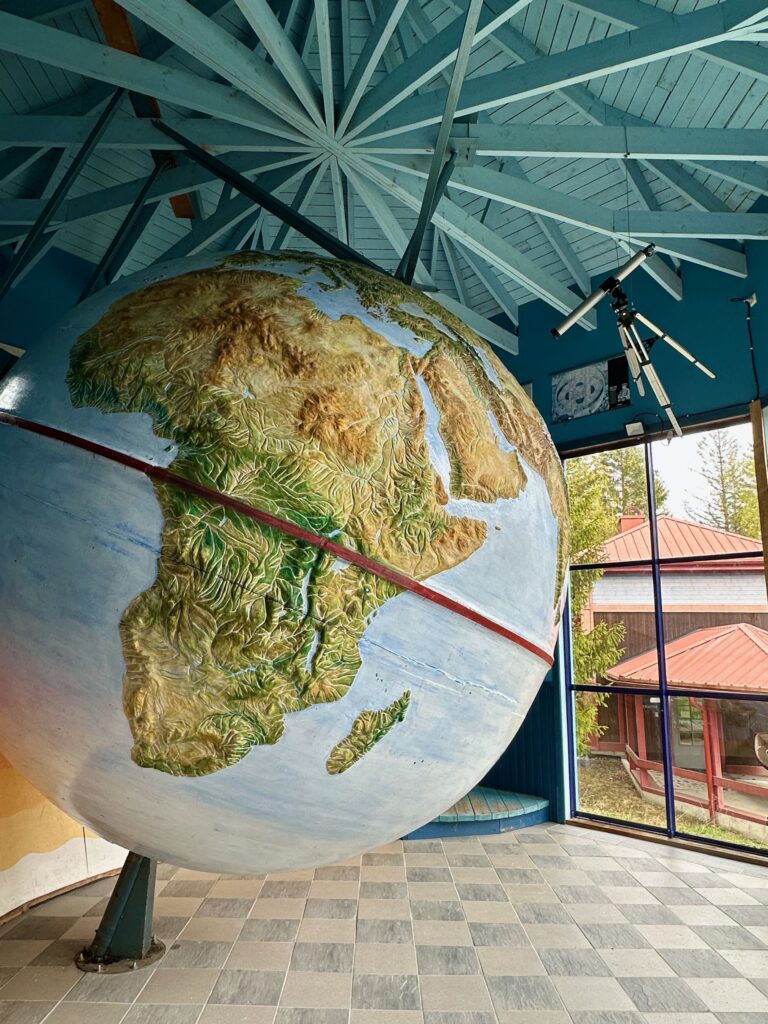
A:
[2,822,768,1024]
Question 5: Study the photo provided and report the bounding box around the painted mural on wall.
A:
[0,253,568,874]
[0,753,124,919]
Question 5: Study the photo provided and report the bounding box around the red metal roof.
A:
[598,515,763,569]
[606,623,768,693]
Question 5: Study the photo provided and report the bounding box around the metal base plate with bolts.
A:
[75,851,165,973]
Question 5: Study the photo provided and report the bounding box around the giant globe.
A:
[0,252,568,873]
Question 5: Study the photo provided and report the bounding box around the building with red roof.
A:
[581,514,768,834]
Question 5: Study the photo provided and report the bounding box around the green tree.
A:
[593,446,668,522]
[684,429,760,539]
[565,456,626,755]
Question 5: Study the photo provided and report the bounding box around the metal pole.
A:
[152,120,382,271]
[395,0,484,284]
[645,441,677,837]
[80,159,168,301]
[0,88,125,302]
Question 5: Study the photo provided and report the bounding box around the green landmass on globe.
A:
[66,252,569,779]
[326,692,412,776]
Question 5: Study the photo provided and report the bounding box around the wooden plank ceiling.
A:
[0,0,767,350]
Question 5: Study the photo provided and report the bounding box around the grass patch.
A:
[577,756,767,851]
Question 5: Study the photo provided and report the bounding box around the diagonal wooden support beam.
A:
[395,0,483,284]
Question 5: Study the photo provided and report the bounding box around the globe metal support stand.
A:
[76,852,165,973]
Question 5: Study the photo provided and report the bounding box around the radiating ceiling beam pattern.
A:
[356,0,768,139]
[0,0,765,338]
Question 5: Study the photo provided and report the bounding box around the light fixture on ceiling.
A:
[550,244,716,437]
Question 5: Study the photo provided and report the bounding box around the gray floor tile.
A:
[64,970,150,1002]
[586,873,640,888]
[0,1003,57,1024]
[416,945,480,975]
[445,855,492,868]
[715,1016,768,1024]
[359,882,408,900]
[579,924,650,949]
[648,887,709,905]
[2,919,77,941]
[693,926,768,950]
[161,880,215,898]
[570,1014,644,1024]
[553,886,607,905]
[722,906,768,927]
[275,1011,348,1024]
[495,870,544,885]
[161,940,233,968]
[290,942,354,972]
[240,919,299,942]
[468,923,529,947]
[407,868,453,884]
[351,973,421,1009]
[423,1014,497,1024]
[515,904,572,924]
[305,899,357,919]
[618,976,708,1012]
[28,941,84,967]
[314,867,360,882]
[486,974,562,1011]
[121,1007,203,1024]
[539,949,611,976]
[209,969,285,1005]
[0,969,19,990]
[356,919,413,944]
[456,885,509,903]
[411,900,465,921]
[405,841,443,852]
[259,882,311,900]
[619,905,680,925]
[660,948,741,977]
[195,899,252,918]
[153,917,189,942]
[362,854,404,866]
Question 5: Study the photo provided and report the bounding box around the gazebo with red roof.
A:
[598,623,768,828]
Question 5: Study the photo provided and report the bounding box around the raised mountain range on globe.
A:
[66,251,569,781]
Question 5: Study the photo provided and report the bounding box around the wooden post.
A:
[750,399,768,600]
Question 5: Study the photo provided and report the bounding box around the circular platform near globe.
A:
[0,252,568,874]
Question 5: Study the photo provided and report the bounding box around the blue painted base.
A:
[404,786,549,839]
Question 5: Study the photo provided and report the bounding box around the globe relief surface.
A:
[0,253,568,873]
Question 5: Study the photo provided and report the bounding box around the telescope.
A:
[550,243,715,437]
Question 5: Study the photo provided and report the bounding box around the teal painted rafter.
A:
[337,0,410,134]
[364,158,748,275]
[234,0,324,126]
[0,12,306,138]
[347,0,534,138]
[358,1,768,139]
[116,0,319,136]
[349,157,593,320]
[271,157,329,249]
[562,0,768,85]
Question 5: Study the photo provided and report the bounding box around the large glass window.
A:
[565,423,768,855]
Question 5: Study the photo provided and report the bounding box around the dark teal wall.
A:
[0,248,92,350]
[481,667,567,822]
[503,236,768,454]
